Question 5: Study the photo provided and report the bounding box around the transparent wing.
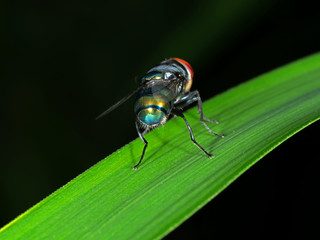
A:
[150,77,185,102]
[95,87,141,120]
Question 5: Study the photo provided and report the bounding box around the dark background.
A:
[1,0,319,239]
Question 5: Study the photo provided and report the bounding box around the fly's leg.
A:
[172,108,214,158]
[203,115,219,124]
[133,121,148,170]
[194,90,224,138]
[175,90,224,138]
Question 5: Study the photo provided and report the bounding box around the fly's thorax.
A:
[140,58,193,93]
[134,89,172,128]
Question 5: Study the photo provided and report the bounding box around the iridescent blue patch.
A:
[138,107,165,125]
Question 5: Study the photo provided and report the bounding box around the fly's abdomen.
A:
[134,95,172,127]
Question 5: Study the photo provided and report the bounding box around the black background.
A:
[1,0,319,239]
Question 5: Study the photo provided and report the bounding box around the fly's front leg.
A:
[133,121,148,170]
[175,90,224,138]
[193,90,224,137]
[172,108,214,158]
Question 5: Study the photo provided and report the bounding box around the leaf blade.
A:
[1,53,320,240]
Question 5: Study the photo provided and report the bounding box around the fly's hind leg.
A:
[133,121,148,170]
[175,90,224,138]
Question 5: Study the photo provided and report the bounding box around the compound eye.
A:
[172,58,194,79]
[164,72,176,80]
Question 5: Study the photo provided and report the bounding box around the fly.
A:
[97,58,224,170]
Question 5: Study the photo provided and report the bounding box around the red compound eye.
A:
[172,58,194,79]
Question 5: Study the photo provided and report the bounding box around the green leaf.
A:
[1,52,320,240]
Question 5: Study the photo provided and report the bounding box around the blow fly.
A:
[97,58,224,169]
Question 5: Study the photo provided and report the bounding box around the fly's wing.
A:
[150,76,185,103]
[95,87,141,120]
